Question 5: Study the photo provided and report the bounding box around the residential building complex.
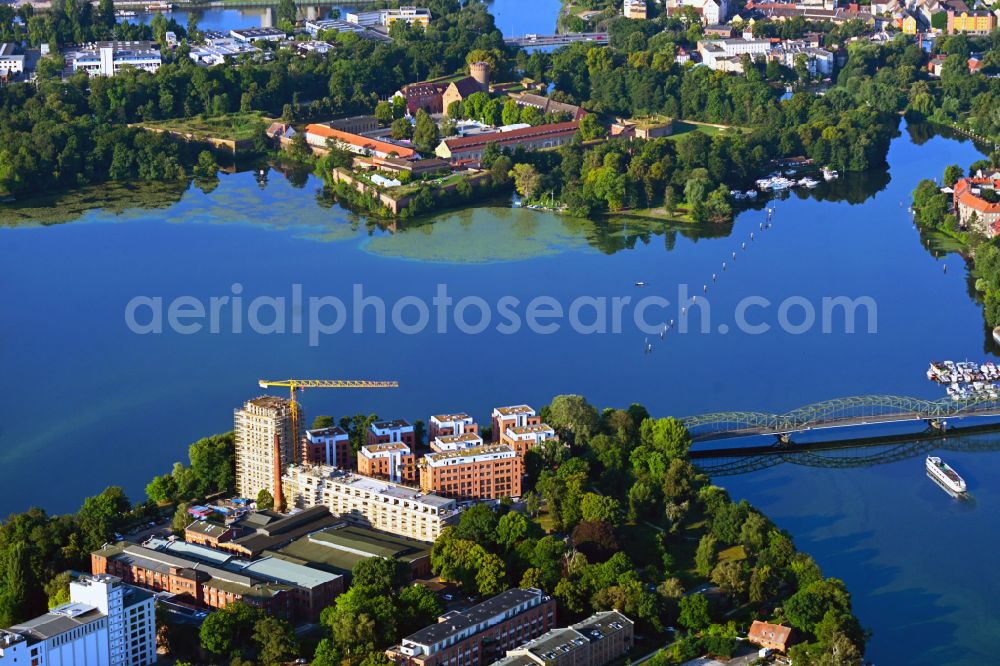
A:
[0,574,156,666]
[499,424,558,457]
[492,611,634,666]
[432,432,485,452]
[387,588,557,666]
[491,405,541,442]
[282,465,460,541]
[946,9,996,34]
[304,425,351,467]
[420,444,523,500]
[235,396,296,503]
[368,419,417,447]
[436,121,580,163]
[358,442,418,484]
[67,41,161,77]
[429,412,479,440]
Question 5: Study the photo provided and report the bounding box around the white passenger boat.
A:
[926,456,967,496]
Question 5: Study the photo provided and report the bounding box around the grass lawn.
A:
[137,112,274,142]
[666,120,747,140]
[717,544,747,564]
[614,204,697,224]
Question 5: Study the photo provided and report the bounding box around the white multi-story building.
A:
[0,43,24,78]
[698,38,772,70]
[428,412,477,439]
[431,432,484,452]
[69,41,161,77]
[0,574,155,666]
[235,396,296,501]
[346,6,431,27]
[282,465,460,542]
[305,426,350,467]
[772,43,835,77]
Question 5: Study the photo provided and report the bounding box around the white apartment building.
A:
[0,574,155,666]
[346,6,431,27]
[698,38,772,70]
[431,433,484,452]
[282,465,460,542]
[235,396,296,500]
[772,43,835,77]
[69,41,161,77]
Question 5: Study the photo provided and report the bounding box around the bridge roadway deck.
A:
[504,33,609,47]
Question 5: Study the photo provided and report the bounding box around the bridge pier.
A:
[928,419,948,431]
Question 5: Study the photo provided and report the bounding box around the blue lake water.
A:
[0,123,996,663]
[136,0,563,36]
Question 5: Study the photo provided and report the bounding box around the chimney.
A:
[273,433,284,511]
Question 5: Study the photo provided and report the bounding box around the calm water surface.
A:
[136,0,562,36]
[0,124,996,663]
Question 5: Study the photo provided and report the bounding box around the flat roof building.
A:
[499,424,558,457]
[68,41,161,77]
[267,523,433,579]
[359,442,418,484]
[491,405,541,442]
[305,425,351,468]
[492,611,633,666]
[0,574,156,666]
[282,465,461,542]
[431,432,484,452]
[230,27,286,42]
[388,588,556,666]
[429,412,478,441]
[421,444,523,501]
[235,396,297,507]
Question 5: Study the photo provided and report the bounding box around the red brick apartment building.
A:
[387,588,556,666]
[367,419,416,447]
[358,442,418,484]
[304,425,351,467]
[491,405,541,442]
[420,444,523,501]
[428,412,479,440]
[499,424,558,457]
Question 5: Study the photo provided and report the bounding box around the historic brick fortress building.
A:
[296,405,558,502]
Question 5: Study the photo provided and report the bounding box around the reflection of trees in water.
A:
[0,180,189,228]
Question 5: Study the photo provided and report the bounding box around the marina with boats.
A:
[927,360,1000,401]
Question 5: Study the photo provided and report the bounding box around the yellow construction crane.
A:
[257,379,399,464]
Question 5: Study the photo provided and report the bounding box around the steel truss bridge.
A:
[504,33,609,47]
[691,433,1000,477]
[681,394,1000,443]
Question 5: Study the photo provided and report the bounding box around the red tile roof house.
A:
[953,176,1000,235]
[434,121,580,163]
[748,620,793,652]
[304,124,417,159]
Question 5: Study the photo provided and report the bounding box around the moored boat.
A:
[926,456,967,495]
